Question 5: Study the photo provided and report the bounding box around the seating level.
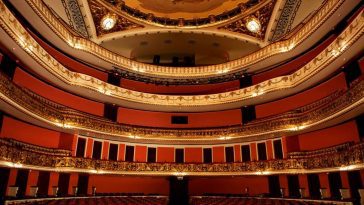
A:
[5,62,361,128]
[5,196,351,205]
[24,1,360,95]
[189,197,350,205]
[29,29,340,95]
[7,196,168,205]
[1,138,364,197]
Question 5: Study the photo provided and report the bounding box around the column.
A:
[25,170,39,196]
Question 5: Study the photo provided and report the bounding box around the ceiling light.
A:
[101,14,117,30]
[246,17,261,33]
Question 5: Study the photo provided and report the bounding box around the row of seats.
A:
[7,196,168,205]
[190,197,346,205]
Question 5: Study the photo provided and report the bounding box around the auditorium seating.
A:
[6,196,168,205]
[190,196,350,205]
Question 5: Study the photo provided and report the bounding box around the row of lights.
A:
[100,13,261,34]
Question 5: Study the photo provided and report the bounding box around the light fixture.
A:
[245,17,261,33]
[101,14,117,30]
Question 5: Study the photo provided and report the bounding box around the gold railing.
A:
[0,0,363,108]
[288,142,353,159]
[23,0,348,78]
[0,72,363,143]
[0,138,71,157]
[0,138,363,175]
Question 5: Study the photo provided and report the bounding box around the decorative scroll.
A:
[0,72,363,144]
[0,138,363,175]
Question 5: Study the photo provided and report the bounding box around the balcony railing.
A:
[0,138,363,176]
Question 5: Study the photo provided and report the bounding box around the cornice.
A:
[22,0,348,79]
[0,72,363,144]
[0,0,363,110]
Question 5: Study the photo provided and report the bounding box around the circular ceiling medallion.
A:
[101,13,117,30]
[245,17,261,33]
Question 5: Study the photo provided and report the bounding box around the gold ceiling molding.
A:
[0,72,363,144]
[92,0,271,30]
[0,0,363,109]
[88,0,143,36]
[219,1,275,40]
[1,138,364,176]
[23,0,346,78]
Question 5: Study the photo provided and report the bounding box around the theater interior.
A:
[0,0,363,204]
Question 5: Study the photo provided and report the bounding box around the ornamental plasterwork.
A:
[0,0,362,109]
[23,0,347,79]
[61,0,89,38]
[219,1,276,40]
[270,0,302,42]
[88,0,143,36]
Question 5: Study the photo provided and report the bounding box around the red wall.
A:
[256,73,347,118]
[360,57,364,73]
[253,35,336,84]
[185,148,202,163]
[234,145,241,162]
[117,108,241,128]
[157,147,174,162]
[189,176,269,195]
[0,116,61,148]
[88,175,169,195]
[212,146,225,163]
[297,121,360,151]
[13,68,104,116]
[135,145,147,162]
[118,144,125,161]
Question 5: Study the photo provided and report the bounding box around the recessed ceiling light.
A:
[101,14,117,30]
[246,17,261,33]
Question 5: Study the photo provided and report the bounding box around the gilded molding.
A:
[0,0,363,108]
[1,138,364,176]
[0,73,363,143]
[22,0,348,78]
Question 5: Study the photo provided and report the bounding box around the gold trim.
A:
[24,0,347,78]
[0,0,363,108]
